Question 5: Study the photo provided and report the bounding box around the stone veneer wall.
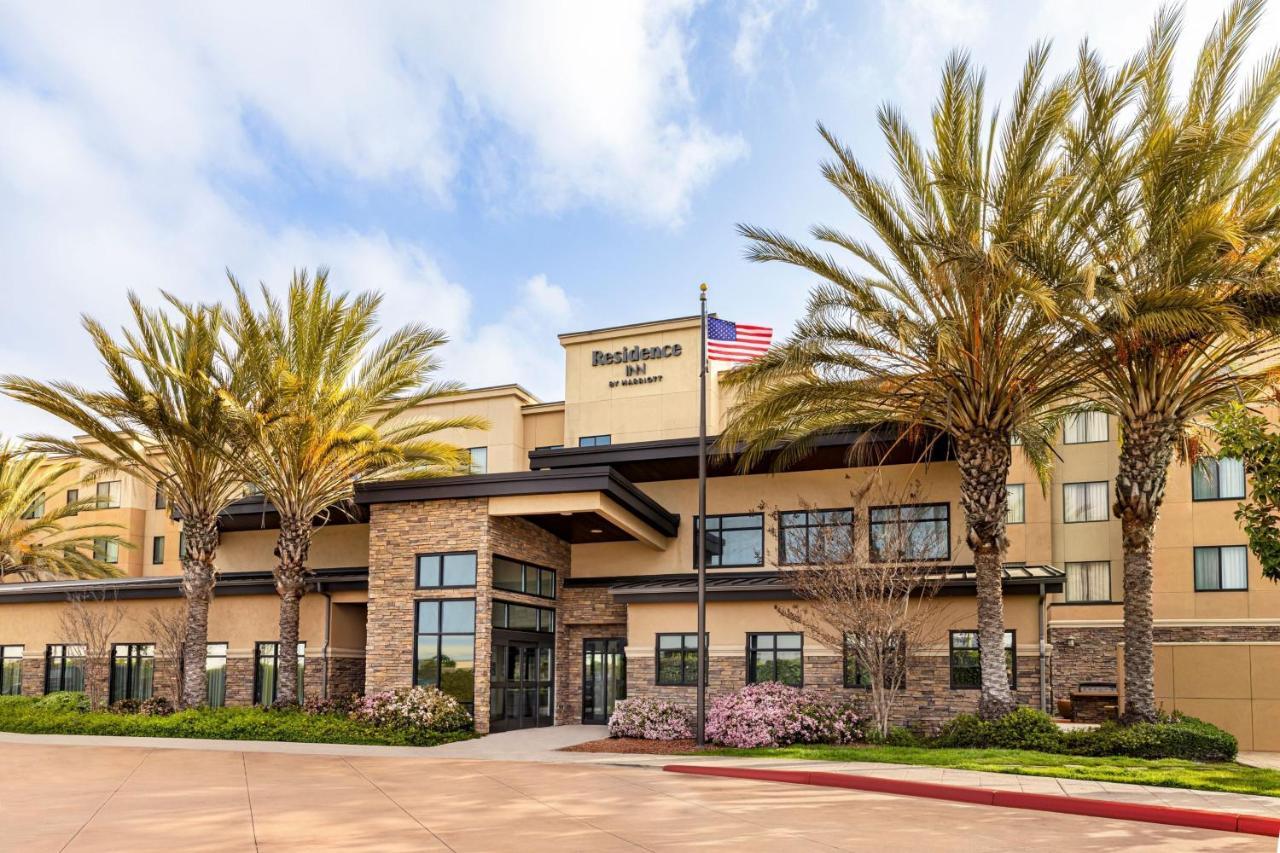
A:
[555,585,628,725]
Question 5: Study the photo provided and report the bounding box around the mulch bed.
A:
[560,737,705,754]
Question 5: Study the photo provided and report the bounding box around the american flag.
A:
[706,317,773,362]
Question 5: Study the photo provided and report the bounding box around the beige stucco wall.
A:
[214,524,372,574]
[1153,642,1280,752]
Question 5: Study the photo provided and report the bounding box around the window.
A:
[1006,485,1025,524]
[93,538,119,564]
[466,447,488,475]
[747,633,803,687]
[868,504,950,561]
[1063,410,1108,444]
[950,630,1015,690]
[179,532,189,560]
[1063,482,1109,523]
[254,642,304,705]
[206,643,228,708]
[535,444,564,451]
[843,633,906,689]
[1194,546,1249,591]
[694,513,764,568]
[778,509,854,564]
[154,485,167,510]
[415,600,476,710]
[110,643,155,704]
[1065,561,1111,602]
[151,536,165,565]
[491,600,556,633]
[656,633,704,686]
[492,556,556,599]
[0,646,22,695]
[95,480,121,509]
[45,644,86,693]
[578,434,611,447]
[65,488,80,516]
[416,552,477,588]
[1192,457,1246,501]
[20,495,44,520]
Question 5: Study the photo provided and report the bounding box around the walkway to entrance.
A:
[419,724,607,761]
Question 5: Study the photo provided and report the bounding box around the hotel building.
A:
[0,315,1276,749]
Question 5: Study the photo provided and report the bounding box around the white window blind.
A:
[1065,561,1110,602]
[1064,482,1109,522]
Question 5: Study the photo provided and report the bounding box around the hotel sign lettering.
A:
[592,343,683,388]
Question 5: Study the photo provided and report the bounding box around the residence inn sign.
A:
[592,343,683,387]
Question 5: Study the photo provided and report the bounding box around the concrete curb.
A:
[663,764,1280,838]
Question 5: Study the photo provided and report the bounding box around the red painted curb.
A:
[662,765,1279,838]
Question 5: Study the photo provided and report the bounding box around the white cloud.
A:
[733,0,784,77]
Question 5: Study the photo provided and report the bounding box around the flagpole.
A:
[695,282,708,747]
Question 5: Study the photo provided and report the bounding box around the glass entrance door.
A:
[490,635,554,732]
[582,638,625,724]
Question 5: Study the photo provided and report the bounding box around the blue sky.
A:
[0,0,1269,436]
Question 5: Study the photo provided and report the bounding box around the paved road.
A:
[1,742,1269,852]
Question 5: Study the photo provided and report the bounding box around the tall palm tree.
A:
[3,295,249,708]
[222,270,483,704]
[721,47,1092,718]
[0,441,123,581]
[1072,1,1280,722]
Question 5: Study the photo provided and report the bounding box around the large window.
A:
[1006,485,1025,525]
[1063,482,1109,523]
[416,552,477,589]
[415,600,476,710]
[95,480,121,509]
[843,633,906,689]
[950,630,1015,690]
[1063,410,1108,444]
[20,494,44,519]
[1192,457,1246,501]
[206,642,228,708]
[1,646,22,695]
[1065,561,1111,602]
[778,509,854,564]
[655,633,703,686]
[1194,546,1249,591]
[868,504,950,561]
[93,537,119,563]
[492,556,556,599]
[578,434,612,447]
[254,641,304,705]
[466,447,488,475]
[747,633,802,687]
[45,644,85,693]
[65,488,80,516]
[110,643,155,704]
[151,536,165,565]
[694,513,764,568]
[492,600,555,633]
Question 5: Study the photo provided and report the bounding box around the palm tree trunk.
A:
[179,516,220,709]
[273,516,311,705]
[955,432,1017,719]
[1115,415,1178,724]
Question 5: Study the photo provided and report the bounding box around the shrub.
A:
[304,693,360,717]
[866,725,922,747]
[984,708,1063,751]
[35,691,89,713]
[353,687,473,738]
[109,698,142,715]
[609,697,694,740]
[1063,714,1237,762]
[934,713,987,748]
[139,697,175,717]
[794,695,862,745]
[705,683,861,748]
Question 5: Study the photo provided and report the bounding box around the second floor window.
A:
[868,504,949,561]
[94,538,119,564]
[1065,561,1111,602]
[778,509,854,564]
[96,480,121,509]
[1192,457,1245,501]
[65,488,79,516]
[417,552,477,588]
[1194,545,1248,591]
[466,447,488,475]
[694,513,764,568]
[151,536,165,565]
[1063,410,1108,444]
[492,556,556,599]
[154,485,167,510]
[20,495,44,520]
[578,434,611,447]
[1063,482,1109,523]
[1006,485,1025,524]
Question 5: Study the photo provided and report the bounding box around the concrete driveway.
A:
[0,741,1269,852]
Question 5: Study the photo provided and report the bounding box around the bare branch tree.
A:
[769,476,951,739]
[145,603,188,703]
[58,591,126,709]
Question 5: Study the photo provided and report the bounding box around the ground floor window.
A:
[206,643,228,707]
[843,633,906,689]
[950,630,1015,689]
[415,600,475,711]
[254,641,304,705]
[492,600,555,633]
[655,633,702,686]
[1,645,22,695]
[45,644,86,693]
[747,633,802,687]
[110,643,155,704]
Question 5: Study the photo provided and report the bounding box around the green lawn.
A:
[707,744,1280,799]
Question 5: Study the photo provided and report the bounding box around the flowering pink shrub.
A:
[353,687,472,733]
[705,683,861,748]
[609,697,694,740]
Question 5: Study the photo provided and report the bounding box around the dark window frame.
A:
[413,598,477,710]
[93,537,119,564]
[491,599,556,633]
[151,536,165,565]
[205,641,229,708]
[778,508,855,565]
[1191,457,1247,502]
[44,643,86,694]
[842,632,907,689]
[0,645,23,696]
[465,446,488,475]
[949,629,1016,691]
[654,632,706,686]
[746,632,804,687]
[415,550,478,590]
[95,480,121,509]
[1193,545,1250,592]
[578,434,612,447]
[1062,481,1110,524]
[1006,484,1026,525]
[65,488,80,516]
[1064,560,1112,603]
[253,641,305,705]
[694,512,765,568]
[867,502,951,562]
[1063,410,1110,445]
[109,642,155,704]
[491,554,557,600]
[154,485,167,510]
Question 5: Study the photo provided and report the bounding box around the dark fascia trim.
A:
[354,467,679,538]
[0,567,368,603]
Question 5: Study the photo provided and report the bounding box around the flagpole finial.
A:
[699,282,707,293]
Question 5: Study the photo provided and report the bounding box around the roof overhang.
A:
[0,567,368,603]
[218,498,367,532]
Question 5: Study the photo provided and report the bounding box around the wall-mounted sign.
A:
[592,343,683,388]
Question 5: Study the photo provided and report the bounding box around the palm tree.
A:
[222,269,483,704]
[1071,1,1280,722]
[721,47,1092,718]
[3,295,249,708]
[0,440,123,581]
